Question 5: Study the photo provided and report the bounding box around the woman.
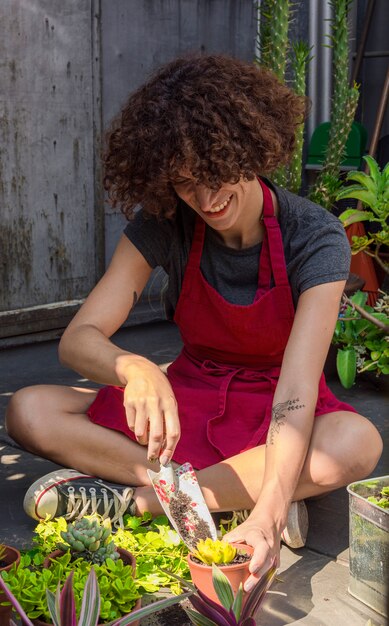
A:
[6,55,382,592]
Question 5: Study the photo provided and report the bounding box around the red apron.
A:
[88,179,356,469]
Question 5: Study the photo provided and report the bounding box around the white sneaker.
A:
[23,469,136,527]
[281,500,308,548]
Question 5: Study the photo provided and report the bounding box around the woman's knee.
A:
[5,385,52,449]
[310,413,383,489]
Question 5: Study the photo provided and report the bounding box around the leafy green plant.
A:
[191,539,237,566]
[333,290,389,388]
[0,566,191,626]
[337,155,389,276]
[1,551,141,623]
[166,560,277,625]
[33,513,190,595]
[57,517,118,565]
[367,487,389,510]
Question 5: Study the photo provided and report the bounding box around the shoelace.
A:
[64,482,134,528]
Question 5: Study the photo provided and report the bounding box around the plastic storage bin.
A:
[347,475,388,617]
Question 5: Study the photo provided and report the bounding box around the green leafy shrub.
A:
[333,290,389,387]
[367,486,389,510]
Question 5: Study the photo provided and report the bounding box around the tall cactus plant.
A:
[288,41,312,194]
[256,0,293,188]
[309,0,360,209]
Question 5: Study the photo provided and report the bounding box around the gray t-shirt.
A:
[124,181,350,319]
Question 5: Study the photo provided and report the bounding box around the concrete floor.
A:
[0,320,388,625]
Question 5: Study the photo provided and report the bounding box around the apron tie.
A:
[200,359,278,456]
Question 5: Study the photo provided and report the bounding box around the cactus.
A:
[288,41,312,194]
[256,0,292,81]
[191,538,237,566]
[310,0,360,209]
[255,0,295,189]
[57,517,119,565]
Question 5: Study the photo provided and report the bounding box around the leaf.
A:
[336,187,376,208]
[46,588,61,626]
[240,563,276,621]
[79,569,100,626]
[107,592,192,625]
[231,584,243,621]
[240,619,256,626]
[184,608,218,626]
[338,209,375,227]
[336,348,356,388]
[363,155,381,188]
[211,563,234,611]
[59,572,77,626]
[351,290,368,307]
[189,594,236,626]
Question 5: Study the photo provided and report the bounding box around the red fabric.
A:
[88,179,357,469]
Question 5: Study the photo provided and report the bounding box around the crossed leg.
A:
[6,384,383,516]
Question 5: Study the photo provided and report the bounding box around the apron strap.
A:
[257,178,289,289]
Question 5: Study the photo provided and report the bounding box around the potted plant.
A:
[337,155,389,280]
[0,543,21,626]
[347,475,389,618]
[0,567,191,626]
[44,516,134,568]
[166,558,277,625]
[332,290,389,388]
[187,538,254,605]
[1,517,142,625]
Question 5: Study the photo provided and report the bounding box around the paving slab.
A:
[0,321,388,625]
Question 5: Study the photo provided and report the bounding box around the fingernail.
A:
[244,579,255,593]
[160,455,169,466]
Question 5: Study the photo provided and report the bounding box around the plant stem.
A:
[362,249,389,275]
[342,293,389,333]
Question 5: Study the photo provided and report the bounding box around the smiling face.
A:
[172,173,264,247]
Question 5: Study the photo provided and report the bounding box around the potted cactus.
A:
[44,516,134,568]
[0,543,21,626]
[187,538,254,605]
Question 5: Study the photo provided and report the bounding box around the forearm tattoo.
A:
[267,398,305,445]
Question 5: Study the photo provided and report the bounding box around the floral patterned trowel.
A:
[147,462,217,550]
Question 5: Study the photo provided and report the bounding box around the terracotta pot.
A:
[35,547,141,626]
[187,542,254,605]
[0,545,21,626]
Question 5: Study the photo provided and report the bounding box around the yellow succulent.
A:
[192,538,236,565]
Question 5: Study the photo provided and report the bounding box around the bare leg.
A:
[6,385,383,516]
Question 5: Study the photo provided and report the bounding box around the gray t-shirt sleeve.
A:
[123,210,174,270]
[279,188,351,297]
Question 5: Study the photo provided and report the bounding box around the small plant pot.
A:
[37,547,141,626]
[187,542,254,605]
[0,545,21,626]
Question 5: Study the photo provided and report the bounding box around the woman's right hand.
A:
[117,354,180,465]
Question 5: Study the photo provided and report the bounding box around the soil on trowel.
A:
[169,490,212,547]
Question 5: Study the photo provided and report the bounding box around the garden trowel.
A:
[147,461,217,550]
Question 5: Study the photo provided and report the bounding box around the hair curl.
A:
[104,54,308,219]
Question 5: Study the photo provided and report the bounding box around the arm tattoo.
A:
[267,398,305,445]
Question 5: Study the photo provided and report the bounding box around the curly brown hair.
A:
[104,54,307,219]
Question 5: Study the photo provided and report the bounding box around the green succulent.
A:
[57,517,119,565]
[192,538,237,566]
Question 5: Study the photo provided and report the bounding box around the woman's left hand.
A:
[223,514,280,592]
